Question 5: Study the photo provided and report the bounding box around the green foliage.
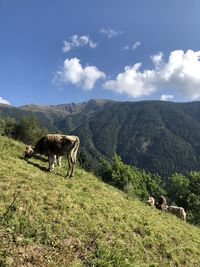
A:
[0,114,48,145]
[97,154,165,200]
[168,172,200,225]
[78,147,96,171]
[0,116,17,137]
[15,115,48,144]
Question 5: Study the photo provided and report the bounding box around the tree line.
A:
[0,115,47,144]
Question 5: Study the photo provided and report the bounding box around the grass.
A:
[0,135,200,266]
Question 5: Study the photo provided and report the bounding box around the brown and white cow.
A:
[167,206,187,222]
[155,196,168,211]
[147,196,155,207]
[148,196,187,221]
[24,134,80,178]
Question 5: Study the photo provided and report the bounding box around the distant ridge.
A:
[19,99,114,114]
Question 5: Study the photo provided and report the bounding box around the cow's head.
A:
[24,145,35,160]
[147,196,155,206]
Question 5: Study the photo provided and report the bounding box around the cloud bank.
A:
[103,50,200,99]
[54,58,105,90]
[0,97,11,105]
[62,35,97,52]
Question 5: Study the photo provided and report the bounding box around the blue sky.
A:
[1,0,200,106]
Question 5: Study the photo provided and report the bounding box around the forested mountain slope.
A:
[2,100,200,176]
[73,100,200,177]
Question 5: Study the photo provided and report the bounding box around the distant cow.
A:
[167,206,187,222]
[148,196,187,221]
[155,196,168,211]
[24,134,80,178]
[147,196,155,207]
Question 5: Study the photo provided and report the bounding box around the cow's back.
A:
[34,134,78,156]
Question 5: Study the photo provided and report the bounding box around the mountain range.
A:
[2,99,200,177]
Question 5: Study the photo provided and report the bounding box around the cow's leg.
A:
[53,155,57,165]
[57,156,62,166]
[66,156,70,177]
[66,156,72,178]
[68,156,75,178]
[69,162,75,178]
[49,155,55,172]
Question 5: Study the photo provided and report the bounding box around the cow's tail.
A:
[70,136,80,164]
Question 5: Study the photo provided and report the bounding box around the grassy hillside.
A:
[0,136,200,266]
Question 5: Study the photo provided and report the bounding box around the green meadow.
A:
[0,136,200,266]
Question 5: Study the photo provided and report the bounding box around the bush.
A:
[167,172,200,225]
[15,116,48,144]
[97,154,165,200]
[0,116,17,137]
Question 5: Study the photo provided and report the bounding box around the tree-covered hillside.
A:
[0,104,55,131]
[73,100,200,177]
[0,136,200,266]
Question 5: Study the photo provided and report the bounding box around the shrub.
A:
[97,154,165,200]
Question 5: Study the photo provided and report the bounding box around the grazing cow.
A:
[167,206,187,222]
[155,196,168,211]
[148,196,187,221]
[147,196,155,207]
[24,134,80,178]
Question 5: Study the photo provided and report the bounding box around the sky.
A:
[1,0,200,106]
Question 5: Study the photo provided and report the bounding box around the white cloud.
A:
[54,58,105,90]
[123,41,141,51]
[100,28,122,38]
[132,41,141,50]
[62,35,97,52]
[160,94,174,101]
[103,49,200,100]
[151,52,164,67]
[122,45,130,50]
[0,97,11,105]
[103,63,157,97]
